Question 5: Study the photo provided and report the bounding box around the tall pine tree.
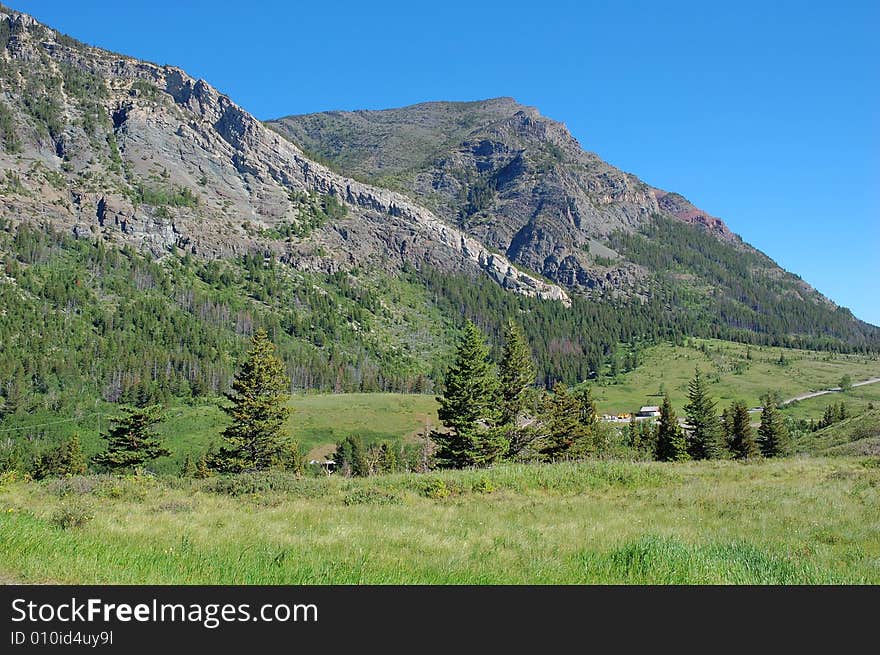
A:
[432,321,506,468]
[336,434,368,477]
[729,400,761,460]
[498,320,537,424]
[498,320,539,458]
[683,368,723,459]
[538,382,594,461]
[92,405,170,472]
[654,394,689,462]
[213,329,292,472]
[757,403,791,457]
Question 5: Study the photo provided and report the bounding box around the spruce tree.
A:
[31,433,88,479]
[194,453,212,479]
[683,368,723,459]
[729,400,761,459]
[758,403,791,457]
[180,453,197,477]
[821,404,835,428]
[539,382,593,461]
[213,329,292,472]
[654,395,689,462]
[63,433,88,476]
[92,405,169,472]
[498,320,538,457]
[574,385,599,429]
[498,320,537,424]
[336,434,368,477]
[432,321,505,468]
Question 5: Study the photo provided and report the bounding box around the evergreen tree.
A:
[212,329,292,472]
[180,453,196,477]
[92,405,169,472]
[654,395,689,462]
[280,440,304,474]
[498,320,537,424]
[62,434,88,476]
[432,322,505,468]
[376,441,398,474]
[720,405,734,448]
[757,403,791,457]
[729,400,761,459]
[31,433,88,479]
[821,403,836,428]
[539,383,593,461]
[336,434,368,477]
[636,418,656,456]
[683,368,723,459]
[194,453,212,479]
[498,320,539,457]
[574,385,599,430]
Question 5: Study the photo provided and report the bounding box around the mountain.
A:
[0,4,877,414]
[0,7,566,305]
[270,100,879,343]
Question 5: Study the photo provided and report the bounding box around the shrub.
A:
[0,469,30,489]
[51,501,95,529]
[472,477,495,494]
[93,475,157,502]
[207,472,327,499]
[343,488,401,506]
[45,475,102,498]
[421,477,450,500]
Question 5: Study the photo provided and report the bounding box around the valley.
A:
[0,4,878,589]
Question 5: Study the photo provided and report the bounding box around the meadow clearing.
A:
[1,457,878,584]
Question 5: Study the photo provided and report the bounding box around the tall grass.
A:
[1,458,878,584]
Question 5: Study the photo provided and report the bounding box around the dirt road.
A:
[748,376,880,413]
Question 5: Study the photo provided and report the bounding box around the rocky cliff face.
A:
[0,8,568,304]
[271,99,741,294]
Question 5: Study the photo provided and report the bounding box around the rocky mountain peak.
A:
[0,7,569,305]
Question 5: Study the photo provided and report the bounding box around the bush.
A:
[0,469,30,489]
[343,488,401,506]
[207,472,327,499]
[51,501,95,529]
[93,475,158,502]
[472,477,495,494]
[45,475,102,498]
[421,477,450,499]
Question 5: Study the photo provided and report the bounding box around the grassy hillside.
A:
[591,338,880,416]
[796,410,880,456]
[781,383,880,422]
[155,393,440,466]
[1,457,878,584]
[0,394,439,475]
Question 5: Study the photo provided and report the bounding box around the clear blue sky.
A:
[12,0,880,325]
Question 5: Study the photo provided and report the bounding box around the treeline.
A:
[623,371,792,462]
[0,222,437,421]
[428,324,794,470]
[1,217,874,437]
[413,265,693,387]
[0,322,838,482]
[608,215,880,352]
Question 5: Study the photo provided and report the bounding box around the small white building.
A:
[637,406,661,418]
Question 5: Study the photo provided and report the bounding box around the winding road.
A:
[748,376,880,413]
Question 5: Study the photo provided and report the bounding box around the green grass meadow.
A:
[1,457,878,584]
[3,393,440,475]
[3,338,877,476]
[593,338,879,416]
